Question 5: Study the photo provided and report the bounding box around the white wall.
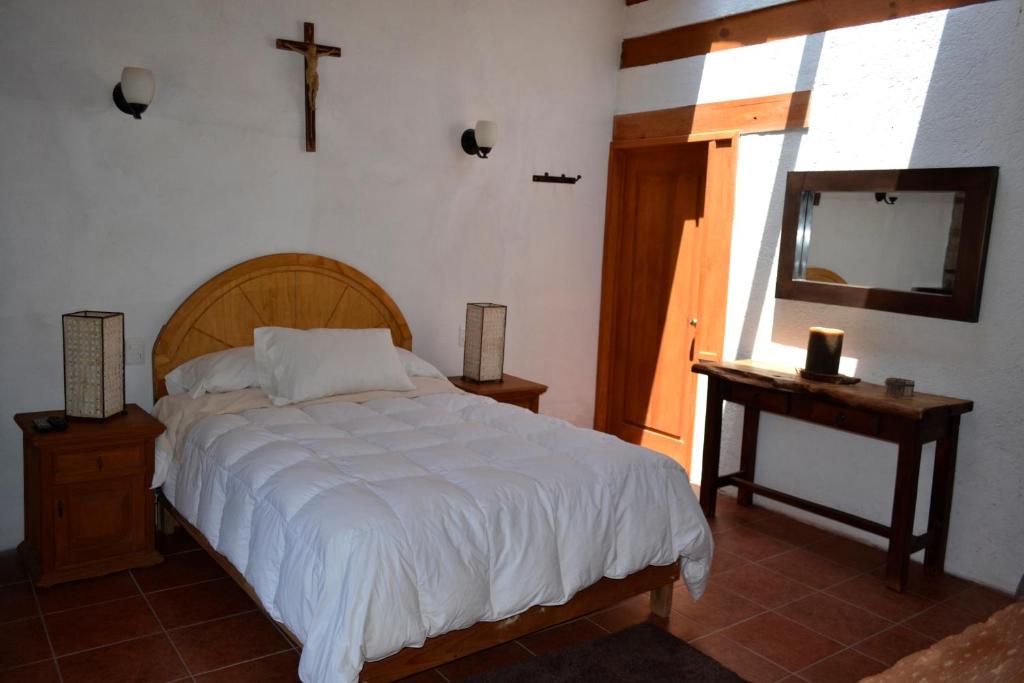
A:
[0,0,623,550]
[619,0,1024,593]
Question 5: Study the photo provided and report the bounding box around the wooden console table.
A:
[692,360,973,591]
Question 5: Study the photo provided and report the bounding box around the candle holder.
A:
[798,326,860,384]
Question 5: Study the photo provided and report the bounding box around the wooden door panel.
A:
[54,474,145,567]
[604,144,709,468]
[622,172,702,439]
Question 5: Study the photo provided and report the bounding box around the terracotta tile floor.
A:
[0,493,1013,682]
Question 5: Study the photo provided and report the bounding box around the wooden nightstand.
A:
[14,404,164,586]
[448,374,548,413]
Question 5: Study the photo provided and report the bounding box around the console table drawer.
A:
[809,403,880,436]
[729,384,790,413]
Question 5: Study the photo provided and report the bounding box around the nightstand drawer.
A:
[54,445,145,483]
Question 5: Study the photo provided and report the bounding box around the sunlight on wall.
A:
[688,12,949,484]
[793,11,949,169]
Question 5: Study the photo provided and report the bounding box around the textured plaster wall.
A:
[0,0,624,551]
[619,0,1024,592]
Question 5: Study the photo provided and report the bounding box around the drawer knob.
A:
[57,500,64,518]
[97,456,104,471]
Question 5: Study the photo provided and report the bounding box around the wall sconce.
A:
[461,120,497,158]
[112,67,155,119]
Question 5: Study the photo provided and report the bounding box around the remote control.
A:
[31,418,53,433]
[47,415,69,431]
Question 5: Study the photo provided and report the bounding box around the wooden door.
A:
[596,139,736,472]
[54,474,146,568]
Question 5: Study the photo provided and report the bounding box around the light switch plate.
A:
[125,338,146,366]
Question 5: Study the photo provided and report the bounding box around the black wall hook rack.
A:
[533,172,582,184]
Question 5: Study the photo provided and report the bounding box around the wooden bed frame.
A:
[152,253,679,682]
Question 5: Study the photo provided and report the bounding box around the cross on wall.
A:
[276,22,341,152]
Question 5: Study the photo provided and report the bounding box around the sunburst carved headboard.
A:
[152,253,412,400]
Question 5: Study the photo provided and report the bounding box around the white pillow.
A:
[165,346,259,399]
[254,327,415,405]
[395,347,447,380]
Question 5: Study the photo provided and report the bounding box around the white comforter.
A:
[163,390,712,682]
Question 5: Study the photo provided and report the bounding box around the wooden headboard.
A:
[152,253,412,400]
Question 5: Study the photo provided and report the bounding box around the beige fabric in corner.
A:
[863,601,1023,683]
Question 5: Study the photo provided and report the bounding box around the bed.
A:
[150,253,713,683]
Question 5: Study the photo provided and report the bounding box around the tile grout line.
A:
[35,605,261,660]
[698,512,989,675]
[685,532,912,674]
[27,578,65,683]
[141,573,230,597]
[707,561,910,673]
[163,607,260,634]
[690,628,798,679]
[37,573,232,619]
[187,646,294,678]
[129,570,197,683]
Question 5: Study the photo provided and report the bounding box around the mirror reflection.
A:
[794,190,964,294]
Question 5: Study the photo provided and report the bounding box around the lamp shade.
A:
[120,67,155,105]
[463,303,506,382]
[474,120,497,149]
[63,311,125,419]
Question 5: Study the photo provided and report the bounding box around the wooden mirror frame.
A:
[776,167,998,322]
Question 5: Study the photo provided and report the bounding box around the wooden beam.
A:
[621,0,999,68]
[613,91,810,142]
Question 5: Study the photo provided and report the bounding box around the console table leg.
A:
[737,407,760,507]
[699,378,724,519]
[887,430,922,591]
[924,416,960,576]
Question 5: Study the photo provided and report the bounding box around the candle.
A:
[805,327,844,376]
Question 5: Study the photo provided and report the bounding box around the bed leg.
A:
[156,497,179,535]
[649,583,673,618]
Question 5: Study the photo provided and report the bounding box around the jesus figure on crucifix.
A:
[276,22,340,152]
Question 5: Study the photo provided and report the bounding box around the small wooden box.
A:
[14,405,164,586]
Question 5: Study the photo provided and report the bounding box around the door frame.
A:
[594,131,739,462]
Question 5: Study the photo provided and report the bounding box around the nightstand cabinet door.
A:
[54,473,147,568]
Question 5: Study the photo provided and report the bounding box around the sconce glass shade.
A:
[474,120,497,149]
[121,67,155,105]
[114,67,155,119]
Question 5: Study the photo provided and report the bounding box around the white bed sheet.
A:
[156,388,713,683]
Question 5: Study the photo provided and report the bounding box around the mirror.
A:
[796,191,963,293]
[777,167,998,321]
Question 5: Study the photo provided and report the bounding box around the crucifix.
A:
[276,22,341,152]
